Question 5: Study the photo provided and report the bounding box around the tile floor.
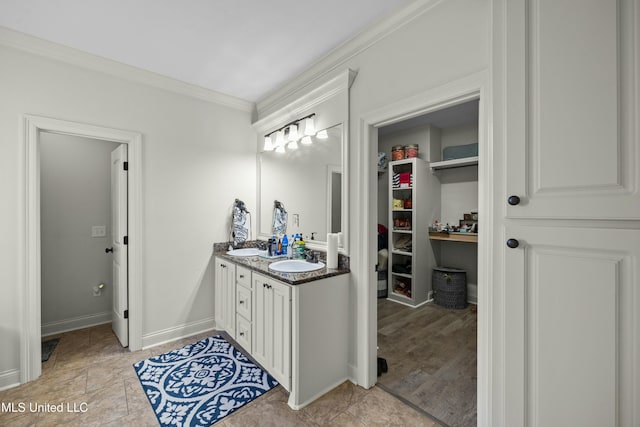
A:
[0,324,440,426]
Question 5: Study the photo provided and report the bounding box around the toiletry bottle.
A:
[277,237,282,255]
[282,234,288,257]
[271,235,277,256]
[288,234,295,259]
[297,235,306,259]
[267,238,273,257]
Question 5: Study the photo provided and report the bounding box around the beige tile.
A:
[123,378,157,421]
[300,381,370,425]
[346,387,439,427]
[326,411,367,427]
[224,391,314,427]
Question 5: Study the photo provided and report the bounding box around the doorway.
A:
[21,115,143,384]
[355,72,492,426]
[39,133,124,347]
[375,99,479,426]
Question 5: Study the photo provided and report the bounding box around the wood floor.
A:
[377,298,477,427]
[1,324,439,426]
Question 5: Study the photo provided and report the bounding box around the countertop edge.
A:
[214,251,350,285]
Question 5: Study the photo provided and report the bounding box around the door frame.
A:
[21,115,143,383]
[354,71,493,425]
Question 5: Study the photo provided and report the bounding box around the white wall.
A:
[257,0,490,379]
[40,133,120,334]
[0,43,255,378]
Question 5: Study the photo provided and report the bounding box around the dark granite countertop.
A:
[212,242,350,285]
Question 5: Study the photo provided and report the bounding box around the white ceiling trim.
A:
[0,27,254,113]
[255,0,443,118]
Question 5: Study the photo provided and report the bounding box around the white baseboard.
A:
[42,311,112,337]
[142,317,216,350]
[0,369,20,391]
[288,377,349,410]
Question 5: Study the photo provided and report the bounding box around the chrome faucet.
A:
[304,249,319,263]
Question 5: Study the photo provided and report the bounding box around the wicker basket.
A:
[432,267,467,309]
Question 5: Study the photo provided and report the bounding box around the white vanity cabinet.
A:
[213,255,350,410]
[252,273,291,390]
[214,256,236,339]
[234,265,252,352]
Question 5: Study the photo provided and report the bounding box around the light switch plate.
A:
[91,225,106,237]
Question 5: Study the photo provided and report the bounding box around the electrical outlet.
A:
[91,225,106,237]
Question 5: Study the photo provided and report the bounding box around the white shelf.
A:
[392,229,412,234]
[392,209,413,212]
[391,272,413,279]
[430,156,478,170]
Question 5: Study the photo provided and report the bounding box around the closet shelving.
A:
[429,156,478,170]
[387,157,439,307]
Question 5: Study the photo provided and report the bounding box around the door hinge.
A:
[123,161,129,171]
[124,236,128,245]
[124,309,129,319]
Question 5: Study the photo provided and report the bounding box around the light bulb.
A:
[303,116,316,136]
[263,135,274,151]
[275,144,285,153]
[316,129,328,139]
[301,135,312,145]
[275,130,285,146]
[288,140,298,150]
[287,124,299,141]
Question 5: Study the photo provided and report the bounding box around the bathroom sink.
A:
[226,248,264,257]
[269,259,325,273]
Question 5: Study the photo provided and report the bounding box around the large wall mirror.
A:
[258,123,343,247]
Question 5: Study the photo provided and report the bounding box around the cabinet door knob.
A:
[506,238,520,248]
[105,247,113,253]
[239,300,244,304]
[508,195,521,206]
[239,275,244,278]
[263,283,267,288]
[239,332,245,336]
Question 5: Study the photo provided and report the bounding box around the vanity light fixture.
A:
[316,129,328,139]
[303,116,316,136]
[263,113,317,152]
[263,135,274,151]
[287,124,299,141]
[275,130,285,147]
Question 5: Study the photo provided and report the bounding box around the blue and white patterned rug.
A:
[133,335,278,426]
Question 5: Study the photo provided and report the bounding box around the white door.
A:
[252,273,271,369]
[493,0,640,426]
[110,145,128,347]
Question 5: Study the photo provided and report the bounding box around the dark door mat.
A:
[42,338,60,362]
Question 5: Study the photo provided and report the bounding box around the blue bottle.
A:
[282,234,288,257]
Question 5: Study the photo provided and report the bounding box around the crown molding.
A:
[0,26,254,113]
[256,0,443,118]
[253,69,356,134]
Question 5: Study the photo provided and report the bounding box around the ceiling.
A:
[0,0,415,102]
[379,99,479,136]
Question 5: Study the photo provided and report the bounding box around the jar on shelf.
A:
[391,145,405,160]
[405,144,419,158]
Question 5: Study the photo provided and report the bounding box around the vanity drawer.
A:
[235,314,252,352]
[236,284,252,320]
[236,266,251,289]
